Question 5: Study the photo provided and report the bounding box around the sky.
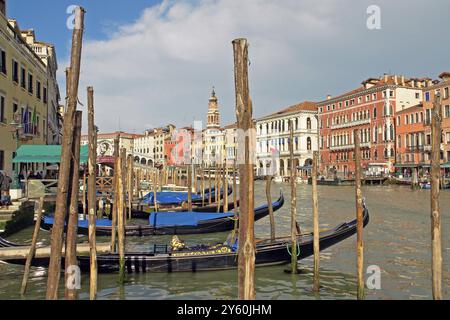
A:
[7,0,450,134]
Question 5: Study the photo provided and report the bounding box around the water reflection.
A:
[0,183,448,299]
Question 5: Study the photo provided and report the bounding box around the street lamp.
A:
[9,117,23,192]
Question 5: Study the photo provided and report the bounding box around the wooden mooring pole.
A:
[65,110,82,300]
[117,148,127,283]
[21,197,44,296]
[431,92,442,300]
[354,129,365,300]
[87,86,98,300]
[289,120,299,274]
[232,160,239,238]
[233,37,255,300]
[188,164,193,211]
[127,155,133,220]
[312,151,320,292]
[110,137,120,252]
[46,6,85,300]
[208,168,212,205]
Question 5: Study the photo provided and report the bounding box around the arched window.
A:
[390,148,394,158]
[307,117,311,130]
[374,108,377,119]
[390,124,394,141]
[374,150,378,160]
[307,137,312,151]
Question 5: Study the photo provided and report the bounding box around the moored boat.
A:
[0,202,369,273]
[41,193,284,236]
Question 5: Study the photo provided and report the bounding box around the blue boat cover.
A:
[149,211,234,227]
[141,188,219,205]
[43,216,112,228]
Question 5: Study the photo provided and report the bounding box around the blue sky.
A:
[6,1,450,133]
[8,0,159,61]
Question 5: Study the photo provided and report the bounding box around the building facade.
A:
[318,75,423,177]
[256,101,318,178]
[133,129,155,166]
[0,7,60,176]
[422,72,450,165]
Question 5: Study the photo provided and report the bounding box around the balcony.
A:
[330,118,370,130]
[329,142,371,151]
[405,145,425,153]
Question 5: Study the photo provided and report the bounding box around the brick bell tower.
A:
[207,87,220,129]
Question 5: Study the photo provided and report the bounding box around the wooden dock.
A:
[0,242,110,260]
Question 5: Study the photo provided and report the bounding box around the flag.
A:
[23,106,29,134]
[31,106,37,134]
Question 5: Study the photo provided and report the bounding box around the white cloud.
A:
[60,0,450,133]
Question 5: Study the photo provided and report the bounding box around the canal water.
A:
[0,182,448,300]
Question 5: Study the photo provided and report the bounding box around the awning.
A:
[12,145,88,164]
[442,162,450,168]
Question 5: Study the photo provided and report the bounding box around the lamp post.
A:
[9,117,23,196]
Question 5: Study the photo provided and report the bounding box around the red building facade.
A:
[318,75,423,177]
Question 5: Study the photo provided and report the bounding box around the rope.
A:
[286,243,300,257]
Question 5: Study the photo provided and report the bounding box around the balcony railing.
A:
[329,142,371,151]
[330,118,370,130]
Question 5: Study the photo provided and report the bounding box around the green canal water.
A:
[0,182,448,300]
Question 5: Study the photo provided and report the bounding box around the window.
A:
[345,101,349,107]
[20,66,26,88]
[366,95,370,102]
[390,91,394,97]
[12,60,18,83]
[425,92,430,102]
[445,87,449,99]
[398,135,402,148]
[43,87,47,103]
[405,115,409,125]
[28,73,33,94]
[445,105,450,118]
[397,116,401,126]
[36,81,41,99]
[415,92,420,99]
[13,102,18,115]
[447,133,450,144]
[0,95,4,123]
[306,117,311,130]
[0,48,5,74]
[0,150,4,170]
[307,137,312,151]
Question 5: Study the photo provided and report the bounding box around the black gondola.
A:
[40,194,284,237]
[0,204,369,273]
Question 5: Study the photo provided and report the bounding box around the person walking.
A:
[0,171,12,209]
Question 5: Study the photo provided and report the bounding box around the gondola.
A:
[130,199,240,220]
[0,203,369,272]
[140,186,232,207]
[40,193,284,237]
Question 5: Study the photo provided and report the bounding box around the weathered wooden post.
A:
[312,151,320,292]
[187,164,193,211]
[110,137,120,252]
[223,162,229,212]
[153,169,158,212]
[265,175,275,241]
[208,168,212,205]
[82,170,87,219]
[430,92,443,300]
[87,86,98,300]
[232,160,239,236]
[65,110,82,300]
[46,6,85,300]
[21,197,44,296]
[127,155,133,220]
[117,148,127,283]
[289,119,299,274]
[216,164,222,213]
[354,129,364,300]
[201,164,205,207]
[233,38,255,300]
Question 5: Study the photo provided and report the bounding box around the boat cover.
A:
[149,211,234,227]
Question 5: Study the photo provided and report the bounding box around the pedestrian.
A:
[0,171,12,209]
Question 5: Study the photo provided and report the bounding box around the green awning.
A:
[12,145,88,164]
[442,162,450,168]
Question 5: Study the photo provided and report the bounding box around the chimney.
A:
[394,75,398,85]
[401,76,405,86]
[326,94,331,100]
[0,0,6,16]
